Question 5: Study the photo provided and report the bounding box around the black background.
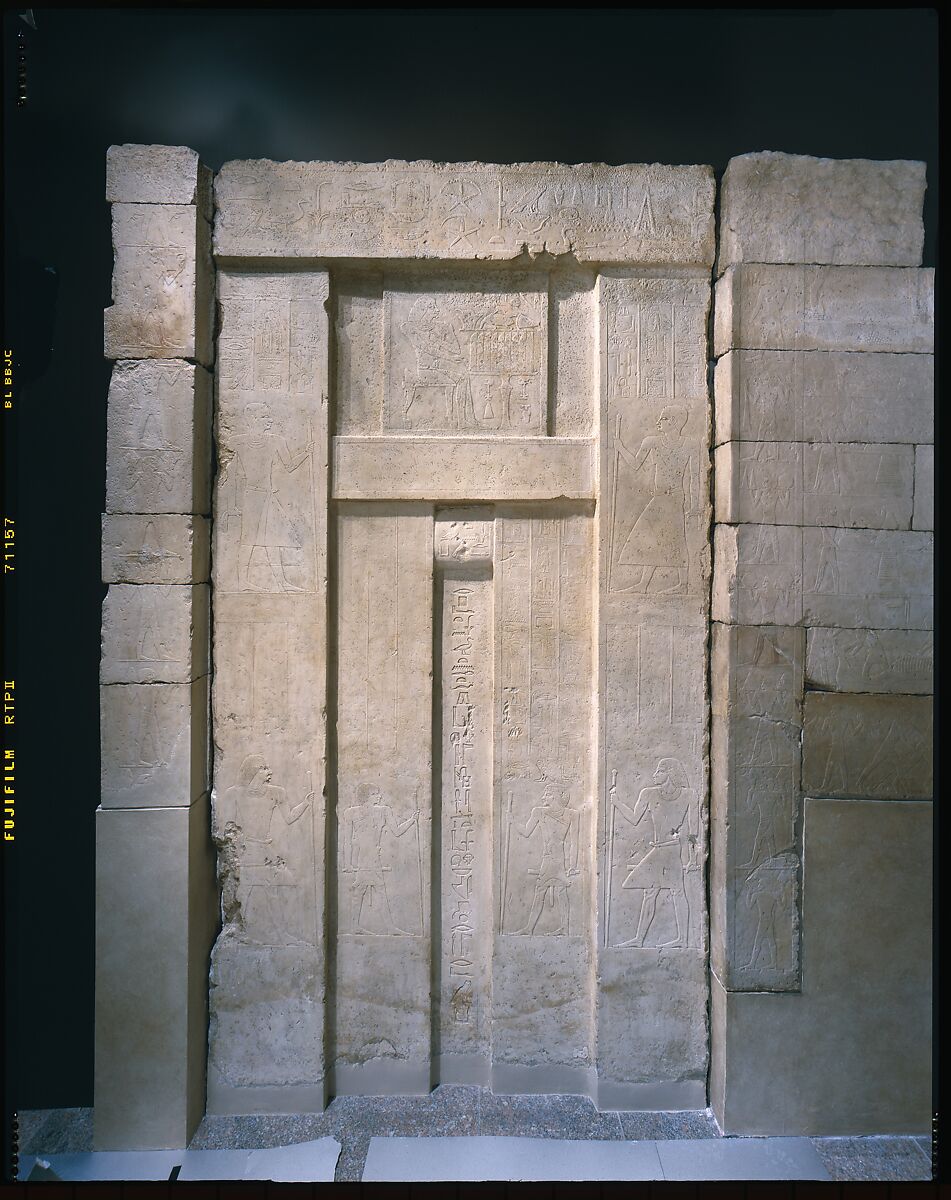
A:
[2,7,939,1112]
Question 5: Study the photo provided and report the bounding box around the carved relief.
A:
[385,275,547,435]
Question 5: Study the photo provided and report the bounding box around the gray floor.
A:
[15,1091,933,1183]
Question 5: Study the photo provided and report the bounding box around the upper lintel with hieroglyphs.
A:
[214,160,716,265]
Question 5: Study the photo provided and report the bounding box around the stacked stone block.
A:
[96,145,217,1149]
[710,153,933,1134]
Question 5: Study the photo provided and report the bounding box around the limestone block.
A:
[334,271,384,435]
[208,268,330,1110]
[802,528,932,630]
[101,676,209,808]
[493,514,595,1089]
[712,798,931,1135]
[333,437,593,502]
[104,204,213,366]
[719,153,926,270]
[715,441,915,529]
[710,625,803,991]
[102,515,210,584]
[714,265,933,356]
[714,350,934,445]
[596,271,710,1103]
[105,360,212,515]
[215,160,716,265]
[384,272,549,435]
[914,444,934,530]
[106,144,212,217]
[552,268,597,436]
[712,525,802,626]
[805,629,933,695]
[334,507,434,1090]
[94,796,217,1149]
[101,584,209,684]
[802,693,932,800]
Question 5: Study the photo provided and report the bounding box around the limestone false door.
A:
[206,162,715,1113]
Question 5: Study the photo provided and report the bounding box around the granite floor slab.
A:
[362,1135,664,1181]
[810,1134,932,1181]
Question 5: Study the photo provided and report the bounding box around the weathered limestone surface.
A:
[104,204,214,366]
[805,629,933,695]
[719,153,926,270]
[596,271,711,1107]
[712,798,931,1134]
[333,437,593,502]
[94,797,217,1149]
[713,525,933,629]
[714,265,934,356]
[714,441,915,529]
[102,515,210,584]
[100,676,209,808]
[100,584,209,684]
[106,143,213,216]
[208,270,330,1112]
[105,360,212,516]
[215,160,716,264]
[802,693,932,800]
[710,625,803,992]
[714,350,934,445]
[913,444,934,531]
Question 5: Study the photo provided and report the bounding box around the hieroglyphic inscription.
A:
[215,160,716,265]
[492,511,594,1076]
[334,507,433,1076]
[596,271,710,1105]
[208,270,329,1101]
[385,274,547,435]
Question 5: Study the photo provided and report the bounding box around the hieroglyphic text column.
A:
[711,153,933,1134]
[97,144,216,1149]
[596,271,712,1109]
[207,270,331,1113]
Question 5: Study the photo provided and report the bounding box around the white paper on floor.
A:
[178,1138,341,1181]
[362,1136,664,1181]
[656,1137,831,1181]
[17,1150,183,1181]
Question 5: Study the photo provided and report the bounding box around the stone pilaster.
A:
[96,144,217,1149]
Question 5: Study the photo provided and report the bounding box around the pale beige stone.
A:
[715,441,915,529]
[334,507,434,1092]
[802,692,932,800]
[215,160,716,265]
[551,268,597,435]
[94,796,217,1149]
[384,272,548,435]
[105,360,212,515]
[714,350,934,445]
[596,271,710,1105]
[712,525,803,626]
[914,444,934,530]
[710,625,803,992]
[333,437,593,502]
[719,153,926,271]
[334,272,384,435]
[100,584,209,684]
[100,676,208,808]
[106,143,212,216]
[802,528,932,629]
[208,269,330,1110]
[104,204,213,365]
[102,515,210,584]
[712,798,931,1135]
[433,509,493,564]
[806,629,933,695]
[714,265,933,356]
